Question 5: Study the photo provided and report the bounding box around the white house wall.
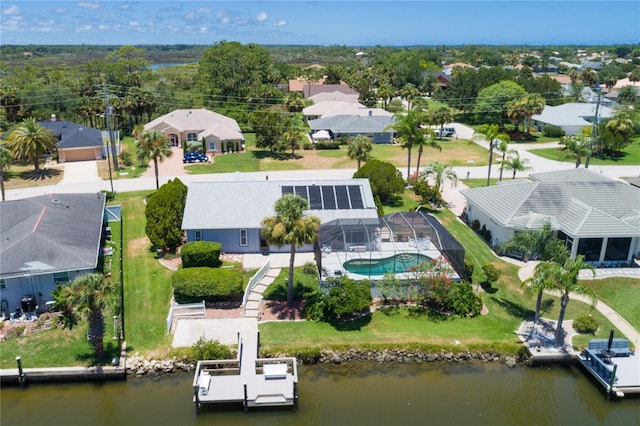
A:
[466,202,508,247]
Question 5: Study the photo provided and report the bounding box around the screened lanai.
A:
[317,211,465,281]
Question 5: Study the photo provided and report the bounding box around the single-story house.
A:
[303,101,392,121]
[461,169,640,266]
[531,103,614,136]
[144,108,244,155]
[38,115,103,162]
[309,91,360,104]
[181,179,379,254]
[0,193,107,317]
[303,84,358,99]
[307,115,396,144]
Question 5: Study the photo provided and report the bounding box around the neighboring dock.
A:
[192,330,297,413]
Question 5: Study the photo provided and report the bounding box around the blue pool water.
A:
[343,253,431,275]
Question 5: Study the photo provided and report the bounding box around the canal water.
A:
[2,362,638,425]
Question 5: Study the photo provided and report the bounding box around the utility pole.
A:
[103,83,119,172]
[585,82,602,169]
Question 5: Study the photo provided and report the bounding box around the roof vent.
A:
[50,114,57,121]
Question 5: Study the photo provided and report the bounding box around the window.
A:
[53,272,69,285]
[0,279,5,289]
[239,229,248,246]
[186,132,198,142]
[208,141,216,151]
[194,230,202,242]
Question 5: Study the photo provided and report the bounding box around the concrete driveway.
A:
[60,160,101,184]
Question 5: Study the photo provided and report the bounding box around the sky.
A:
[1,1,639,46]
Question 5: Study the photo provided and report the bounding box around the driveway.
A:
[60,160,101,184]
[140,147,186,178]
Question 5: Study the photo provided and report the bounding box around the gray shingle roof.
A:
[307,115,395,134]
[38,120,102,149]
[461,169,640,238]
[182,179,378,230]
[0,193,106,279]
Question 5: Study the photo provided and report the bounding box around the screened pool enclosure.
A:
[317,211,465,281]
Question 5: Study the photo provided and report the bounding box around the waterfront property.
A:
[461,168,640,266]
[0,193,107,318]
[578,337,640,398]
[193,330,297,413]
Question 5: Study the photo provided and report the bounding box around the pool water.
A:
[343,253,431,276]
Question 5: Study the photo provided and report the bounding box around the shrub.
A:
[573,315,599,334]
[145,178,188,251]
[481,263,501,285]
[181,241,222,268]
[462,262,475,282]
[190,337,233,361]
[326,276,372,319]
[263,267,319,301]
[314,141,340,150]
[471,219,480,232]
[119,150,133,167]
[543,125,565,138]
[302,142,313,150]
[5,325,26,339]
[450,282,483,317]
[172,267,243,303]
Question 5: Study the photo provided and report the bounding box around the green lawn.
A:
[529,138,640,166]
[582,277,640,332]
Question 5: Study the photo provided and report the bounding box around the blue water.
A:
[343,253,431,275]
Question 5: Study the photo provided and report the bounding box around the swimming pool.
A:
[343,253,431,276]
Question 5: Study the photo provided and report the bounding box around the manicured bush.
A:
[314,141,340,150]
[573,315,599,334]
[481,263,501,285]
[543,125,565,138]
[450,282,483,317]
[145,178,188,251]
[119,150,133,167]
[462,262,475,283]
[172,267,242,303]
[189,336,233,361]
[181,241,222,268]
[326,276,372,319]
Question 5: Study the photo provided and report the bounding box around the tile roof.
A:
[144,108,243,141]
[0,193,105,279]
[532,103,614,127]
[303,101,392,118]
[307,115,396,134]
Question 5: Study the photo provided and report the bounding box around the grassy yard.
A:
[97,137,149,180]
[582,277,640,332]
[2,161,64,189]
[529,138,640,166]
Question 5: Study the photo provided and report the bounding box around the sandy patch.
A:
[127,236,152,257]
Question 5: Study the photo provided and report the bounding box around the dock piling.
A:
[16,356,25,387]
[243,382,248,412]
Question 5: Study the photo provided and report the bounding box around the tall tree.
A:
[502,150,531,179]
[617,85,638,106]
[0,141,13,201]
[347,135,373,170]
[414,111,441,174]
[559,134,591,168]
[522,264,559,325]
[261,195,320,306]
[5,118,57,172]
[421,161,458,192]
[473,124,510,186]
[136,129,173,190]
[433,104,453,139]
[474,80,527,126]
[53,273,117,359]
[386,108,428,180]
[145,178,188,251]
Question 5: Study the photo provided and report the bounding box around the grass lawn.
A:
[97,137,149,180]
[2,162,64,189]
[582,277,640,332]
[529,138,640,166]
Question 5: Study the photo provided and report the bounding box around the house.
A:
[307,115,396,144]
[309,91,360,104]
[144,108,244,155]
[303,83,358,99]
[38,115,103,162]
[0,193,107,317]
[531,103,614,136]
[461,169,640,266]
[181,179,379,254]
[303,101,392,121]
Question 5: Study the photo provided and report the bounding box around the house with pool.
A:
[181,179,464,280]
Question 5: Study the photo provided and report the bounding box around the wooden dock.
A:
[192,331,297,413]
[577,338,640,398]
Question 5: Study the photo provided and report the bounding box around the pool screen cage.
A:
[316,211,465,280]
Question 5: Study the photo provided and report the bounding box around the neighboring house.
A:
[303,101,392,121]
[303,84,358,99]
[307,115,396,144]
[461,169,640,266]
[288,76,325,93]
[309,91,360,104]
[144,108,244,155]
[0,193,107,317]
[181,179,379,254]
[38,115,103,162]
[531,103,614,135]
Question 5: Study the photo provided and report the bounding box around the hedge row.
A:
[172,267,243,303]
[181,241,222,268]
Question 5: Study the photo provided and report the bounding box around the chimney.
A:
[50,114,57,121]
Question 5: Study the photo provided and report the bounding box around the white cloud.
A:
[54,8,66,14]
[118,4,130,10]
[98,24,108,30]
[199,26,208,33]
[273,19,287,27]
[197,8,210,14]
[76,24,93,32]
[77,2,101,10]
[2,5,19,15]
[255,12,268,22]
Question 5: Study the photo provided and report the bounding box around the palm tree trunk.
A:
[499,153,506,181]
[486,146,494,186]
[288,244,296,306]
[415,145,423,175]
[555,293,569,346]
[0,165,5,201]
[33,156,41,172]
[535,290,543,323]
[153,157,160,189]
[406,148,412,182]
[357,159,361,170]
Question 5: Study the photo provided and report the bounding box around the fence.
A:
[242,259,270,317]
[166,300,206,334]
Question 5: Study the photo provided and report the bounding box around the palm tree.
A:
[559,135,591,168]
[385,108,427,181]
[433,104,453,140]
[521,265,558,325]
[283,92,306,113]
[261,195,320,306]
[421,161,458,192]
[414,111,441,175]
[617,85,637,106]
[473,124,510,186]
[495,139,510,181]
[522,94,545,135]
[0,141,13,201]
[502,151,531,179]
[282,125,304,158]
[5,118,57,172]
[136,129,173,189]
[53,273,117,358]
[542,256,597,346]
[347,135,373,169]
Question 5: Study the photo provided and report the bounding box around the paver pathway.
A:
[243,268,282,319]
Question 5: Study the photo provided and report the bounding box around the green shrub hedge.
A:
[573,315,599,334]
[181,241,222,268]
[543,125,565,138]
[172,267,242,303]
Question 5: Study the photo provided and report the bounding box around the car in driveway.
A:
[183,152,209,163]
[435,127,456,137]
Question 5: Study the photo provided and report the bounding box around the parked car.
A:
[183,152,209,163]
[435,127,456,137]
